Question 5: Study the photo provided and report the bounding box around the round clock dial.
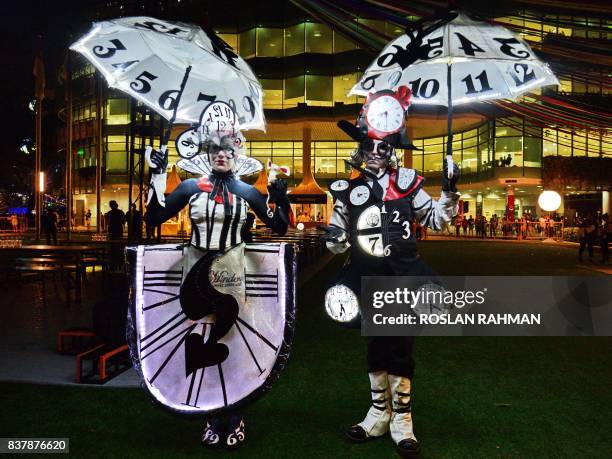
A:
[201,101,237,132]
[325,284,360,323]
[131,243,295,415]
[366,95,404,134]
[175,128,201,159]
[330,180,349,192]
[350,185,371,206]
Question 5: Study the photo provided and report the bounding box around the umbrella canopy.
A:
[70,16,265,131]
[350,12,558,106]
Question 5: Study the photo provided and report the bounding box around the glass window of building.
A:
[495,136,523,168]
[284,75,305,107]
[558,78,572,93]
[106,135,127,172]
[305,22,332,54]
[572,18,586,38]
[261,79,283,108]
[602,133,612,156]
[385,22,405,38]
[239,28,256,58]
[248,141,272,167]
[333,73,359,105]
[306,75,333,106]
[495,118,522,137]
[573,131,587,157]
[461,129,478,174]
[558,130,571,156]
[106,98,129,125]
[523,136,542,167]
[285,23,305,56]
[587,131,601,156]
[423,137,444,175]
[314,141,337,178]
[333,30,357,53]
[217,33,238,51]
[336,141,354,177]
[357,19,386,36]
[543,128,557,156]
[257,28,284,57]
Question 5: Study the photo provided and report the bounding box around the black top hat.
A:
[337,119,419,150]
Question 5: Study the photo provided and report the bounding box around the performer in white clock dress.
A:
[129,109,296,451]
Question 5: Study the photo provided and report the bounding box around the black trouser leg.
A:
[367,336,415,379]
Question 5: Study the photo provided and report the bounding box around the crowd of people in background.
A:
[451,212,568,240]
[1,201,610,265]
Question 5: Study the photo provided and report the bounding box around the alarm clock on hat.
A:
[337,86,417,150]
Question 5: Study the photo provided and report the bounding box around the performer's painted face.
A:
[361,139,392,172]
[208,135,237,173]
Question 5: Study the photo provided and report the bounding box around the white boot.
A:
[388,374,419,457]
[346,371,391,442]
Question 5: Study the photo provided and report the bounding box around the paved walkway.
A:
[0,270,140,388]
[0,249,335,388]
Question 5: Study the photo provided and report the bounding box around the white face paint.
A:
[362,139,392,173]
[210,149,235,173]
[207,134,240,173]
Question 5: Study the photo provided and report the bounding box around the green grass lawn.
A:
[1,241,610,458]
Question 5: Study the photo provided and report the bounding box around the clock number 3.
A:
[402,221,411,239]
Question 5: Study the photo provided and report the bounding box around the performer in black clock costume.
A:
[321,87,460,457]
[144,123,292,450]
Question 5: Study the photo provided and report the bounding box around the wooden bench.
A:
[57,328,96,354]
[76,343,131,384]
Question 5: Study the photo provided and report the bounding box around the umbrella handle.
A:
[446,155,454,180]
[161,65,193,149]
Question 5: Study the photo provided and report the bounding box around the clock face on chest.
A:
[129,243,296,415]
[365,95,404,134]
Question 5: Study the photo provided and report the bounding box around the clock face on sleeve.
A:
[130,242,296,415]
[365,95,404,134]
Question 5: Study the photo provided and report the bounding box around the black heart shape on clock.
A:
[185,333,229,376]
[180,252,240,375]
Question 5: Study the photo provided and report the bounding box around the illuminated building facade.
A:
[64,1,611,232]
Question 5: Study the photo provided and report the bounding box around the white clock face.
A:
[175,128,201,159]
[132,243,294,414]
[350,185,370,206]
[201,101,237,132]
[356,205,388,257]
[366,95,404,133]
[330,180,349,192]
[325,285,360,322]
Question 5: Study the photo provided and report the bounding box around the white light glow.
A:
[297,223,305,231]
[39,172,45,192]
[538,190,561,212]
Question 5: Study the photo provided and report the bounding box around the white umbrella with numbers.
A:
[70,16,265,144]
[350,10,559,178]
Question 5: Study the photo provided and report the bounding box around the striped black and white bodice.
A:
[189,191,249,251]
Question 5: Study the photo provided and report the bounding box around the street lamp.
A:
[538,190,562,243]
[538,190,561,212]
[39,172,45,193]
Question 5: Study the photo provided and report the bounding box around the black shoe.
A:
[396,438,420,458]
[346,425,368,443]
[225,415,246,450]
[201,419,223,448]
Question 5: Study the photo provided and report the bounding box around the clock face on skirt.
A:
[127,243,296,415]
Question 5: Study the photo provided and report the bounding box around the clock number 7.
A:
[369,236,379,252]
